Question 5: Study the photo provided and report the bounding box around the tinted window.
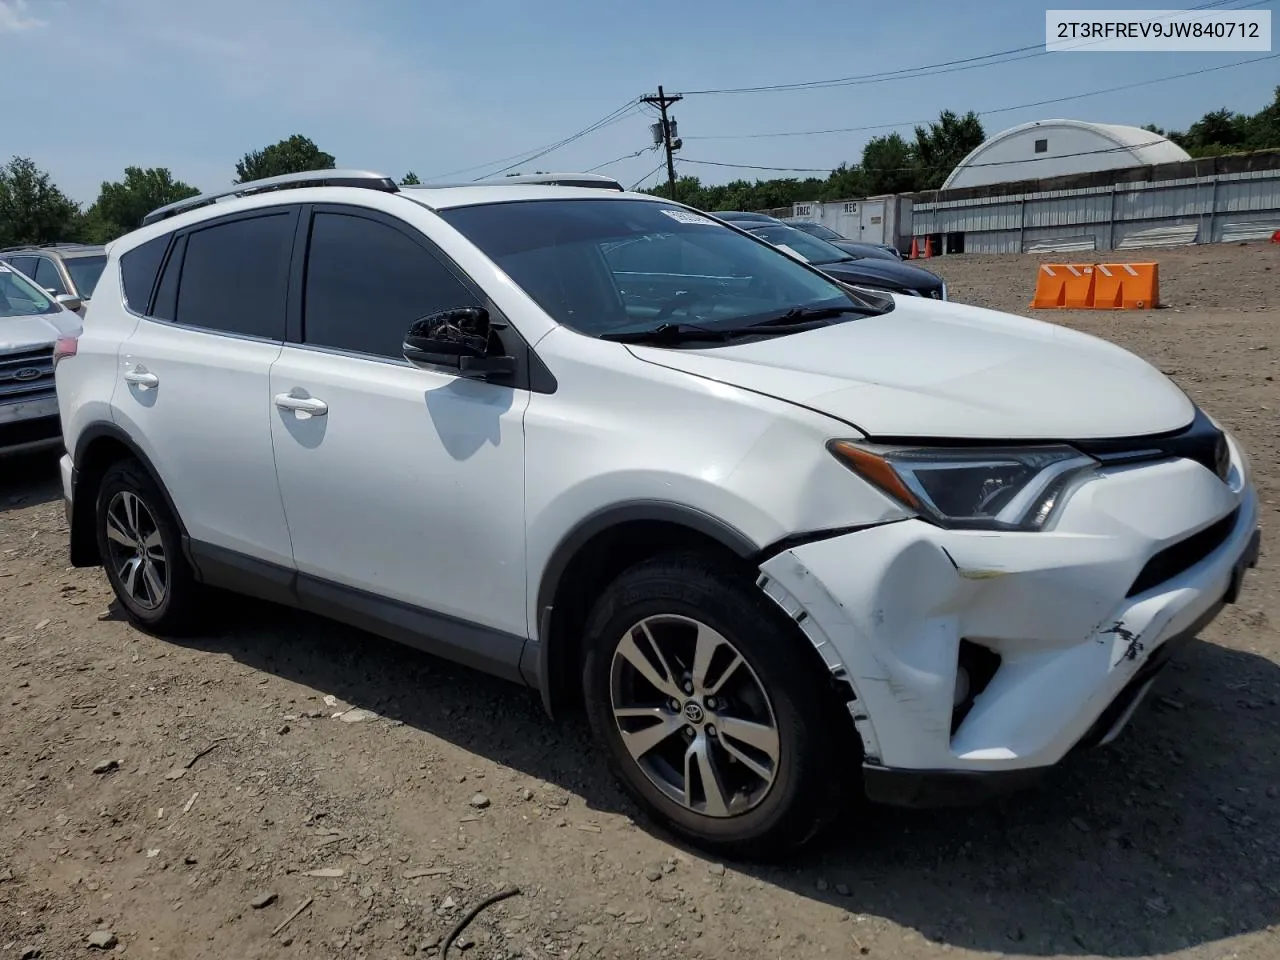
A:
[120,236,169,313]
[745,225,849,265]
[151,235,186,322]
[33,257,67,294]
[440,199,869,338]
[792,221,844,241]
[175,213,293,339]
[8,256,38,278]
[65,254,106,298]
[303,212,479,357]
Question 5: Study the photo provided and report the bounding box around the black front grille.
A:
[0,345,55,402]
[1127,507,1239,598]
[1075,407,1230,482]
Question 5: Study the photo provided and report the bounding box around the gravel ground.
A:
[2,240,1277,960]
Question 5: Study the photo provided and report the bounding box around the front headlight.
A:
[827,441,1098,530]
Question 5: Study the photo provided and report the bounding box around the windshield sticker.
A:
[775,243,811,263]
[661,209,718,226]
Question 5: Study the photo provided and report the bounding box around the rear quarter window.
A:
[119,235,170,313]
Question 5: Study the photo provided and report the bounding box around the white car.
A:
[54,170,1261,857]
[1,260,83,456]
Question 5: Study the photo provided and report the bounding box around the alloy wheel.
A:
[103,490,168,610]
[609,614,780,818]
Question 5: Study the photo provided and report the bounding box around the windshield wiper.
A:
[752,305,866,326]
[600,321,815,345]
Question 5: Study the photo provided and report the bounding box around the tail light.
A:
[52,335,79,368]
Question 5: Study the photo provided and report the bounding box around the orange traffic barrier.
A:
[1030,261,1159,310]
[1093,262,1160,309]
[1030,263,1096,309]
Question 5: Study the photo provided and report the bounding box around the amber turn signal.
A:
[826,440,921,510]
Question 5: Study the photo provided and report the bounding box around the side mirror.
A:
[402,306,516,379]
[55,293,83,312]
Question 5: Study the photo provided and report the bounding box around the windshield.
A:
[0,263,60,317]
[65,255,106,298]
[438,198,885,339]
[791,221,844,241]
[742,224,851,266]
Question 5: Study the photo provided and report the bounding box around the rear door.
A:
[114,207,299,574]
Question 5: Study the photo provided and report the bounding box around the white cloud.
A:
[0,0,47,32]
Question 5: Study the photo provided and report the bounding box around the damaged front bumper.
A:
[758,445,1261,807]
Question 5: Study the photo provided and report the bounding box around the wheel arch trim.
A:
[528,500,761,716]
[69,421,197,572]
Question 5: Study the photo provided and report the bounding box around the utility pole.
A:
[641,86,683,200]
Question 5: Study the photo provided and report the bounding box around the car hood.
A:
[819,256,942,291]
[0,311,81,351]
[627,297,1194,440]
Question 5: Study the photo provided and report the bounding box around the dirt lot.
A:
[2,241,1277,960]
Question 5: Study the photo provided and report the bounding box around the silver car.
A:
[0,243,106,316]
[1,261,82,456]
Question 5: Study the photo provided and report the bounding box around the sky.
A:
[1,0,1277,205]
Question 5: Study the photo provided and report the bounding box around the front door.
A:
[268,206,530,648]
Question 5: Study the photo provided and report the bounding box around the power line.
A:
[423,99,639,181]
[686,52,1280,142]
[673,0,1250,96]
[585,146,656,172]
[679,159,831,174]
[479,101,643,180]
[629,159,670,191]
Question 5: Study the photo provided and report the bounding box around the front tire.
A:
[581,551,855,859]
[95,458,201,634]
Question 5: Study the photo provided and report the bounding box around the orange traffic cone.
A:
[923,236,933,258]
[1270,229,1280,243]
[909,236,920,259]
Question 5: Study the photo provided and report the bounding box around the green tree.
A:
[235,135,336,183]
[911,110,985,189]
[1245,86,1280,150]
[0,156,82,247]
[400,171,421,185]
[81,166,200,243]
[860,133,917,195]
[1177,107,1251,156]
[819,163,866,200]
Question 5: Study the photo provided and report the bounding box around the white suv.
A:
[54,169,1261,857]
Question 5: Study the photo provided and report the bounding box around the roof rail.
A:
[0,241,100,252]
[141,169,400,227]
[414,172,625,191]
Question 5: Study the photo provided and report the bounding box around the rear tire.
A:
[94,458,201,634]
[581,551,855,859]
